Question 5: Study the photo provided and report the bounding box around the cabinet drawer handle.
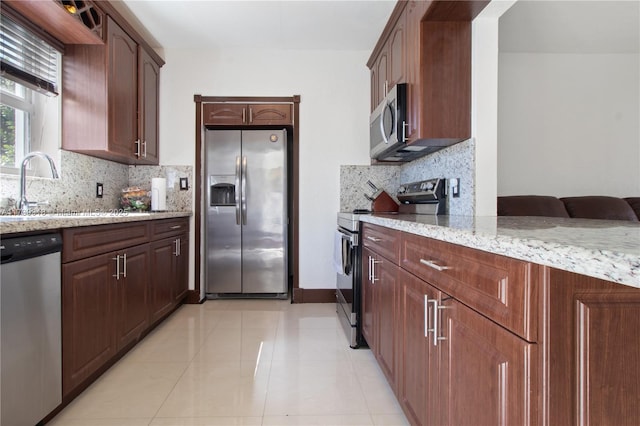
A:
[142,140,147,158]
[366,236,382,242]
[122,253,127,278]
[134,139,141,158]
[242,108,246,123]
[419,258,450,271]
[170,225,181,230]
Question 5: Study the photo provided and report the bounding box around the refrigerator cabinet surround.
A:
[205,129,288,298]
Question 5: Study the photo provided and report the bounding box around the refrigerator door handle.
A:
[241,156,247,225]
[235,156,241,225]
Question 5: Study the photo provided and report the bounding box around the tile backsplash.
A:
[0,150,192,213]
[340,138,475,216]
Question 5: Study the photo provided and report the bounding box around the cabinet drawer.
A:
[151,218,189,240]
[400,232,538,342]
[362,223,400,264]
[63,222,150,263]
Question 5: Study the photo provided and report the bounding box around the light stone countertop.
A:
[359,214,640,289]
[0,211,192,234]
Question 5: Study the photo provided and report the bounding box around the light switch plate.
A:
[96,183,103,198]
[179,177,188,190]
[450,178,460,198]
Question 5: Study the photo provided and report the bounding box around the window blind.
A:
[0,14,59,96]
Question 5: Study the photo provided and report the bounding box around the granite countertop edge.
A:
[0,211,192,234]
[359,214,640,289]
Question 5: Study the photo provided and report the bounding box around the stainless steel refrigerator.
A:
[205,129,288,297]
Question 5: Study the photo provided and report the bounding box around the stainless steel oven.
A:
[336,212,366,348]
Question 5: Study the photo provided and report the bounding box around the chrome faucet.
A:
[18,151,60,214]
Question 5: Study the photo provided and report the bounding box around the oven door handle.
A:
[341,232,353,276]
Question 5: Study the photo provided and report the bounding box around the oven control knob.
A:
[398,186,407,194]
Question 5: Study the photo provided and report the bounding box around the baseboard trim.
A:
[185,290,204,304]
[292,288,336,303]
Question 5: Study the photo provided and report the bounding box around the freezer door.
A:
[241,130,287,294]
[205,130,241,175]
[205,130,242,294]
[206,205,242,293]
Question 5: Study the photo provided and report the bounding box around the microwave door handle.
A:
[380,102,389,144]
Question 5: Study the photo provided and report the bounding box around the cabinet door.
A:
[361,247,376,348]
[398,269,438,426]
[404,0,427,143]
[116,244,150,350]
[247,104,292,125]
[376,256,398,388]
[62,253,116,396]
[203,103,247,126]
[388,11,405,92]
[438,296,536,426]
[137,47,160,165]
[375,50,388,105]
[547,269,640,425]
[107,17,138,159]
[173,234,189,303]
[149,238,175,324]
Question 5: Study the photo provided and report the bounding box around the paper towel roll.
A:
[151,178,167,211]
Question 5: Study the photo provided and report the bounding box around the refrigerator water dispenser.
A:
[210,182,235,206]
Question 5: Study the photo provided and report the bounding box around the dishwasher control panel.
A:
[0,233,62,263]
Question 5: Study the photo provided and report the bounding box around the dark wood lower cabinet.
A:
[150,233,189,323]
[367,226,640,426]
[62,253,116,396]
[149,238,175,323]
[173,234,189,303]
[61,218,190,399]
[398,270,438,426]
[362,246,399,389]
[545,269,640,426]
[115,244,150,350]
[439,294,536,426]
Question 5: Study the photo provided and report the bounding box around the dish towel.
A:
[334,230,345,275]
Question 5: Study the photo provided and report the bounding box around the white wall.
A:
[498,52,640,197]
[158,48,372,290]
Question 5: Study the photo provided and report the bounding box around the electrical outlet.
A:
[96,183,104,198]
[180,177,189,190]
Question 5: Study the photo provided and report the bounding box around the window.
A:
[0,13,61,176]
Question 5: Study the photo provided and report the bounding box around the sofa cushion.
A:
[560,196,639,221]
[624,197,640,220]
[497,195,570,217]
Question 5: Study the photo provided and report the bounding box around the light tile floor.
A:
[49,300,409,426]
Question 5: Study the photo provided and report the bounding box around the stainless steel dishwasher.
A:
[1,232,62,426]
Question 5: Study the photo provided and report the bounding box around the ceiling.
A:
[499,0,640,54]
[116,0,397,51]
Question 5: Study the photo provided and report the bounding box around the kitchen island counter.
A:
[0,211,191,235]
[360,214,639,288]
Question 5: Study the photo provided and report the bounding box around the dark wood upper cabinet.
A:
[62,16,162,165]
[203,103,292,126]
[368,0,490,150]
[3,0,104,45]
[138,47,160,164]
[107,18,138,160]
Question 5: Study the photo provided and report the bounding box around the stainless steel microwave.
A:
[370,83,407,161]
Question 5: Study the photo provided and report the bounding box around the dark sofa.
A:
[497,195,640,221]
